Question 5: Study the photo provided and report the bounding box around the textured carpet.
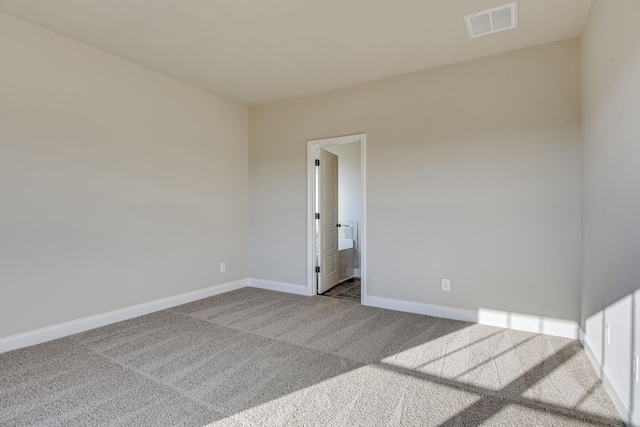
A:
[0,287,623,426]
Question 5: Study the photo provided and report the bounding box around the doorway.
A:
[306,134,366,304]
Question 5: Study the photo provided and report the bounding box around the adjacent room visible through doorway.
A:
[307,134,366,303]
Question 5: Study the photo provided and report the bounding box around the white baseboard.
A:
[248,278,311,296]
[579,328,603,372]
[579,328,637,426]
[366,295,579,339]
[477,309,579,339]
[366,295,478,323]
[0,279,248,354]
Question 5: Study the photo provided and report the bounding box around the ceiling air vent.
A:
[464,2,518,39]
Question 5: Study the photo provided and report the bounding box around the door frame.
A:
[306,133,366,303]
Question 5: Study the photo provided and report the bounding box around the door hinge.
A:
[315,213,320,220]
[315,266,320,273]
[315,159,320,166]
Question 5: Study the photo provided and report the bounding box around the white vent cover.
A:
[464,2,518,39]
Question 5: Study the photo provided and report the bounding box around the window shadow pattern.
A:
[0,287,624,426]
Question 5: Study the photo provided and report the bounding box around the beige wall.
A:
[3,3,636,417]
[0,13,248,338]
[250,39,582,321]
[580,0,640,422]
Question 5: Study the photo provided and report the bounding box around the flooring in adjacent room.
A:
[0,287,623,426]
[320,277,361,302]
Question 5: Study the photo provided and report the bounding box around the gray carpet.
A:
[0,287,623,426]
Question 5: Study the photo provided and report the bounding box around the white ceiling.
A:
[0,0,593,106]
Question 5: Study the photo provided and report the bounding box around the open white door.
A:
[317,148,339,294]
[307,133,365,302]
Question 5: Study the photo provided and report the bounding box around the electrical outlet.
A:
[633,354,639,383]
[604,322,611,345]
[220,262,226,272]
[441,278,450,292]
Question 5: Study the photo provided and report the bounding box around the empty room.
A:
[1,0,639,426]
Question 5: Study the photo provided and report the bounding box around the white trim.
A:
[307,134,367,146]
[306,133,366,302]
[354,268,361,278]
[478,309,579,339]
[249,278,311,296]
[366,295,478,323]
[579,327,605,380]
[360,137,367,305]
[366,295,580,339]
[0,279,248,354]
[541,319,579,338]
[306,142,316,295]
[579,328,637,426]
